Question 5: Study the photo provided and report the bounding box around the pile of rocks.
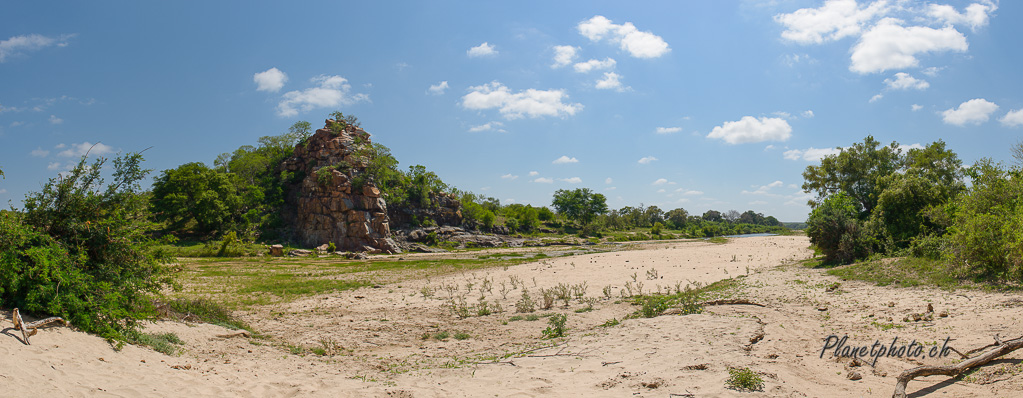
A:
[279,120,399,253]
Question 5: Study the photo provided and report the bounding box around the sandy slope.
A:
[4,236,1023,397]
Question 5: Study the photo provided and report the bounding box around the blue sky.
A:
[1,0,1020,222]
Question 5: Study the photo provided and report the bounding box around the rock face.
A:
[387,191,463,228]
[279,120,398,253]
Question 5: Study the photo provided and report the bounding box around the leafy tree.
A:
[151,162,242,236]
[3,153,171,340]
[551,188,608,226]
[802,136,902,215]
[945,159,1023,279]
[702,210,722,222]
[806,192,870,264]
[665,208,689,229]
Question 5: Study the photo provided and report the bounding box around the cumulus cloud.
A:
[707,116,792,144]
[467,42,498,57]
[899,143,925,153]
[605,177,613,184]
[1001,109,1023,127]
[533,177,553,183]
[637,156,658,164]
[277,75,368,117]
[552,155,579,164]
[30,147,49,157]
[57,142,115,158]
[802,110,815,118]
[784,147,842,161]
[884,72,929,90]
[468,121,505,133]
[595,72,626,91]
[427,81,449,95]
[911,104,923,111]
[869,93,884,103]
[551,45,578,68]
[774,0,887,44]
[652,178,668,185]
[47,162,62,171]
[682,190,703,196]
[0,33,75,62]
[48,115,63,124]
[942,98,998,126]
[501,173,518,180]
[926,1,998,31]
[529,171,539,176]
[254,67,288,92]
[577,15,670,58]
[850,18,968,74]
[655,126,681,134]
[573,58,616,73]
[560,177,582,184]
[461,81,582,119]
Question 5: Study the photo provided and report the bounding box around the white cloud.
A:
[942,98,999,126]
[911,104,923,111]
[573,58,616,73]
[48,115,63,124]
[655,126,681,134]
[427,81,449,95]
[467,42,498,57]
[595,72,626,91]
[652,178,668,185]
[921,66,944,77]
[774,0,887,44]
[899,143,925,153]
[657,189,666,193]
[501,173,518,180]
[707,116,792,144]
[57,142,115,158]
[802,110,815,118]
[47,162,62,170]
[0,33,75,62]
[277,75,368,117]
[682,190,703,196]
[605,177,613,184]
[552,155,579,164]
[884,73,929,90]
[773,111,792,119]
[850,18,968,74]
[560,177,582,184]
[468,121,506,133]
[461,81,582,119]
[529,171,539,176]
[999,109,1023,127]
[743,180,784,195]
[637,156,658,164]
[551,45,578,68]
[784,147,842,161]
[577,15,670,58]
[926,1,998,31]
[30,147,49,157]
[869,93,884,103]
[253,67,288,92]
[533,177,554,183]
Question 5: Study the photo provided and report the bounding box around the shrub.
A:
[806,193,871,264]
[726,367,764,392]
[651,222,663,235]
[542,314,567,339]
[515,289,535,313]
[2,152,172,341]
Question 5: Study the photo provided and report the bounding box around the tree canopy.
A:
[551,188,608,225]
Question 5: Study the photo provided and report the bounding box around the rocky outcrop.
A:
[387,192,463,228]
[279,120,398,253]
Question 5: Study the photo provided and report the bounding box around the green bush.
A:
[945,160,1023,279]
[542,313,567,339]
[806,193,871,264]
[2,153,172,341]
[726,367,764,392]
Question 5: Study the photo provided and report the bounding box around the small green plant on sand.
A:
[542,314,567,339]
[454,332,470,340]
[726,367,764,392]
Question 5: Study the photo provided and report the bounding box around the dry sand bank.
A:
[4,235,1023,397]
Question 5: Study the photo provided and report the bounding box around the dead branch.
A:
[12,308,68,345]
[214,330,251,339]
[701,299,766,307]
[892,334,1023,398]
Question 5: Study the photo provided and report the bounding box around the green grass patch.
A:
[726,367,765,392]
[627,278,738,319]
[825,257,962,290]
[708,236,729,244]
[126,331,183,355]
[164,298,252,332]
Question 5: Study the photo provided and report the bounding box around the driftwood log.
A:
[892,334,1023,398]
[11,308,68,345]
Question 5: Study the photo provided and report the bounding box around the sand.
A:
[4,235,1023,397]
